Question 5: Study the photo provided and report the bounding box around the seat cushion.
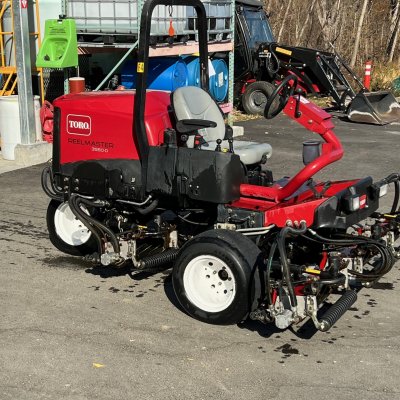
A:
[172,87,273,164]
[202,140,273,165]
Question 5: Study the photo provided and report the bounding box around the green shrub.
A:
[370,63,400,93]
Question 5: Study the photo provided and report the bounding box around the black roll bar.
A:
[133,0,210,198]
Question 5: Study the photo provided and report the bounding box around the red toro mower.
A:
[42,0,400,332]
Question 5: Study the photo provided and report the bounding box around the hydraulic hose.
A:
[266,240,278,307]
[267,43,280,75]
[380,172,400,214]
[318,273,346,286]
[69,194,121,256]
[383,173,400,184]
[276,221,307,308]
[391,180,399,214]
[41,166,63,201]
[68,195,103,254]
[78,197,121,254]
[69,192,159,260]
[304,231,394,282]
[347,244,393,281]
[134,198,159,215]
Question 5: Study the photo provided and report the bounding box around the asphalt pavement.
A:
[1,113,400,400]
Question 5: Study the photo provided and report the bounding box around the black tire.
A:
[172,229,264,325]
[242,81,276,115]
[46,199,98,257]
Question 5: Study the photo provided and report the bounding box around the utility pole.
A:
[12,0,37,145]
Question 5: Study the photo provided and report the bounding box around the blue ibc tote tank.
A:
[184,57,228,102]
[121,57,188,91]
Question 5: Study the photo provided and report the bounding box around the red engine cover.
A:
[54,90,173,164]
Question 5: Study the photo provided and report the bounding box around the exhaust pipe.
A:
[348,91,400,125]
[310,290,357,332]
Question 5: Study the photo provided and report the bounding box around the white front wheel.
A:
[183,255,236,313]
[54,202,91,246]
[46,200,97,256]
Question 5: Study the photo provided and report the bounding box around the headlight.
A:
[345,195,360,212]
[344,186,368,212]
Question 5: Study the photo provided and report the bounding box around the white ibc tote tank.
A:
[36,0,62,39]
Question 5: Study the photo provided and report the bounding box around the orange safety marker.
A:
[363,60,372,90]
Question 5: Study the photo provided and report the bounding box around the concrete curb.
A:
[14,142,52,167]
[232,125,244,137]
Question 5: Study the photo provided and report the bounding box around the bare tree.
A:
[296,0,318,45]
[276,0,294,42]
[264,0,399,66]
[315,0,343,49]
[387,0,400,61]
[350,0,369,67]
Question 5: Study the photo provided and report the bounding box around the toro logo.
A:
[67,114,92,136]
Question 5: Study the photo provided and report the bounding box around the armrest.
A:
[176,119,217,134]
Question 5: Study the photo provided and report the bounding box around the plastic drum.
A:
[121,57,188,91]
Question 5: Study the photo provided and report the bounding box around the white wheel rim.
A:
[183,255,236,313]
[54,202,91,246]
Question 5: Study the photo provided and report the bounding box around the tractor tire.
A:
[46,199,97,257]
[172,229,263,325]
[242,81,276,115]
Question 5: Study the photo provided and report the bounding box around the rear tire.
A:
[242,81,275,115]
[46,199,97,256]
[172,230,263,325]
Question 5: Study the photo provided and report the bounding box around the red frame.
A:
[239,96,343,202]
[231,95,355,228]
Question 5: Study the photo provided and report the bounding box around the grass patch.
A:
[230,108,261,122]
[307,96,333,108]
[371,63,400,96]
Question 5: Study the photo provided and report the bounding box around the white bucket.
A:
[0,95,42,160]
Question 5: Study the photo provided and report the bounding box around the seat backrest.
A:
[172,86,225,148]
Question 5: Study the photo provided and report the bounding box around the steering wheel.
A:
[264,74,298,119]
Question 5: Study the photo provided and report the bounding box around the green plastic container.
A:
[36,19,78,68]
[392,77,400,91]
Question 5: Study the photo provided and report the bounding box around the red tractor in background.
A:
[42,0,400,332]
[234,0,400,125]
